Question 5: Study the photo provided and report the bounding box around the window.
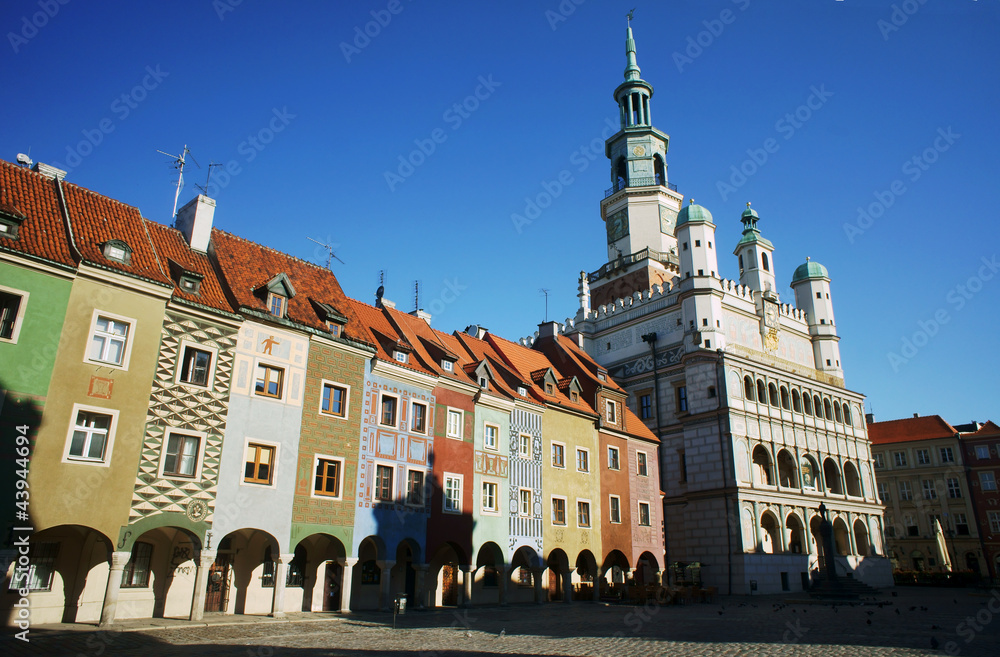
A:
[576,448,590,473]
[314,458,342,498]
[484,424,499,451]
[519,488,532,516]
[608,446,620,470]
[255,364,284,398]
[446,408,462,438]
[638,501,651,526]
[394,351,408,364]
[411,401,427,433]
[677,386,688,412]
[103,240,132,264]
[609,496,621,523]
[407,470,425,505]
[947,478,962,498]
[267,293,286,317]
[380,395,398,427]
[954,513,970,535]
[570,390,579,402]
[519,433,532,459]
[637,451,648,477]
[551,443,565,468]
[802,393,812,415]
[905,516,919,537]
[792,390,801,412]
[326,322,341,337]
[244,443,276,485]
[545,382,555,395]
[67,409,113,463]
[707,386,716,398]
[321,382,348,417]
[768,383,778,407]
[286,546,306,587]
[479,376,489,389]
[482,481,498,513]
[577,500,591,527]
[922,479,937,500]
[813,395,822,417]
[88,314,131,366]
[981,472,997,491]
[374,464,394,501]
[442,360,454,372]
[638,394,652,419]
[551,497,566,525]
[898,481,913,501]
[679,449,687,482]
[894,452,907,467]
[762,252,769,271]
[262,546,276,587]
[10,542,58,592]
[743,376,755,401]
[780,386,789,409]
[0,289,26,342]
[121,542,153,588]
[757,380,767,404]
[162,432,200,478]
[977,445,990,459]
[444,474,462,513]
[605,400,617,423]
[877,482,889,503]
[990,511,1000,535]
[873,453,885,469]
[916,449,930,465]
[179,345,212,386]
[940,447,955,463]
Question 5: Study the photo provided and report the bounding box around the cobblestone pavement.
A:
[7,588,1000,657]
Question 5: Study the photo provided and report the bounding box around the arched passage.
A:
[473,541,505,605]
[427,541,467,608]
[391,538,421,607]
[352,535,387,611]
[833,517,851,556]
[786,513,806,554]
[653,154,665,185]
[213,528,279,616]
[600,549,630,598]
[119,525,203,620]
[574,550,599,601]
[752,445,774,486]
[823,458,844,495]
[843,462,862,497]
[291,533,347,612]
[509,545,540,604]
[760,511,781,554]
[545,549,570,602]
[801,455,820,491]
[635,551,660,586]
[853,519,870,556]
[777,449,798,488]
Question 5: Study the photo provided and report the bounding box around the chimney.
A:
[913,413,919,418]
[464,325,488,340]
[175,194,216,253]
[865,413,875,425]
[33,162,67,180]
[537,321,560,339]
[411,309,432,325]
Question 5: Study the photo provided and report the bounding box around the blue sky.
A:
[3,0,997,425]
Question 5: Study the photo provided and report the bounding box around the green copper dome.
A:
[741,206,759,220]
[791,259,829,284]
[676,201,713,227]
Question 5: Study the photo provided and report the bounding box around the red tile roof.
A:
[868,415,958,445]
[211,229,368,344]
[143,221,232,313]
[0,160,76,267]
[345,299,435,376]
[973,421,1000,437]
[486,333,588,412]
[452,331,536,403]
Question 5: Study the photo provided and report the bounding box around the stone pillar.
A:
[562,568,573,604]
[460,565,475,608]
[497,564,508,607]
[413,564,429,609]
[592,569,602,602]
[99,551,132,626]
[778,504,789,553]
[337,557,358,613]
[189,550,216,621]
[532,567,544,604]
[269,553,294,617]
[377,560,395,611]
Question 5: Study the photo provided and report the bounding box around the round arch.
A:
[786,513,806,554]
[760,511,781,554]
[752,444,774,486]
[843,461,862,497]
[776,449,799,488]
[823,458,844,495]
[833,517,851,556]
[853,519,870,556]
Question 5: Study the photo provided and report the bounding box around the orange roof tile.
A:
[868,415,958,445]
[973,421,1000,437]
[0,160,76,267]
[143,221,232,313]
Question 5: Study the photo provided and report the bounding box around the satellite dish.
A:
[466,325,480,337]
[16,153,33,167]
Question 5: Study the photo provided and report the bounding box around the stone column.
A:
[497,564,508,607]
[377,560,395,611]
[592,569,602,602]
[778,504,789,553]
[460,565,475,608]
[189,550,216,621]
[99,551,132,626]
[269,553,294,617]
[337,557,358,613]
[562,568,574,604]
[413,564,429,609]
[532,567,544,604]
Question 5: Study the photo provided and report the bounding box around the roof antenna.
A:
[195,161,223,196]
[157,145,199,221]
[375,270,386,308]
[306,237,345,269]
[414,280,420,312]
[540,288,550,322]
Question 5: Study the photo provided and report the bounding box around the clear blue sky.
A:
[3,0,997,425]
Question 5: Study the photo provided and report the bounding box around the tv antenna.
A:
[414,280,422,311]
[540,288,550,321]
[195,161,223,196]
[157,145,199,220]
[307,237,345,269]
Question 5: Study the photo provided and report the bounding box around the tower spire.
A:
[625,10,641,81]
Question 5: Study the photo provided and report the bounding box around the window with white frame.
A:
[178,343,214,387]
[894,452,907,467]
[576,448,589,473]
[551,496,566,525]
[482,481,498,513]
[577,500,591,527]
[255,363,284,399]
[321,381,349,418]
[519,488,532,516]
[87,313,133,367]
[940,447,955,463]
[406,469,424,505]
[394,350,408,364]
[899,480,913,500]
[444,473,462,513]
[375,464,394,501]
[446,409,462,438]
[990,511,1000,535]
[244,442,276,485]
[947,478,962,498]
[981,472,997,491]
[877,482,889,503]
[380,394,398,427]
[518,433,532,459]
[484,423,499,451]
[609,495,621,523]
[267,293,287,318]
[637,451,648,476]
[66,407,116,464]
[0,287,27,343]
[441,360,454,372]
[916,449,930,465]
[551,442,565,468]
[605,399,617,424]
[121,542,153,588]
[976,445,990,459]
[954,513,970,535]
[872,452,885,469]
[9,542,58,591]
[161,431,201,478]
[638,501,651,526]
[314,457,343,498]
[608,446,620,470]
[411,401,428,434]
[922,479,937,500]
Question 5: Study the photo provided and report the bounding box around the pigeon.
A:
[895,609,901,615]
[931,636,940,650]
[931,625,940,630]
[499,629,506,639]
[718,611,724,616]
[866,611,874,616]
[466,631,472,638]
[953,599,958,604]
[866,619,871,625]
[909,606,917,612]
[891,591,898,597]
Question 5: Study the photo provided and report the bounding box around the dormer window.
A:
[570,390,579,402]
[479,376,488,389]
[102,239,132,265]
[0,210,24,239]
[267,293,287,318]
[545,383,554,395]
[442,360,454,372]
[597,370,607,381]
[179,276,201,295]
[394,351,408,364]
[326,322,341,338]
[517,386,527,396]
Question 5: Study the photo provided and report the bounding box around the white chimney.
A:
[33,162,67,180]
[175,195,216,253]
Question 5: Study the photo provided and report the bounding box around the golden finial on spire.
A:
[746,201,751,208]
[689,198,694,205]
